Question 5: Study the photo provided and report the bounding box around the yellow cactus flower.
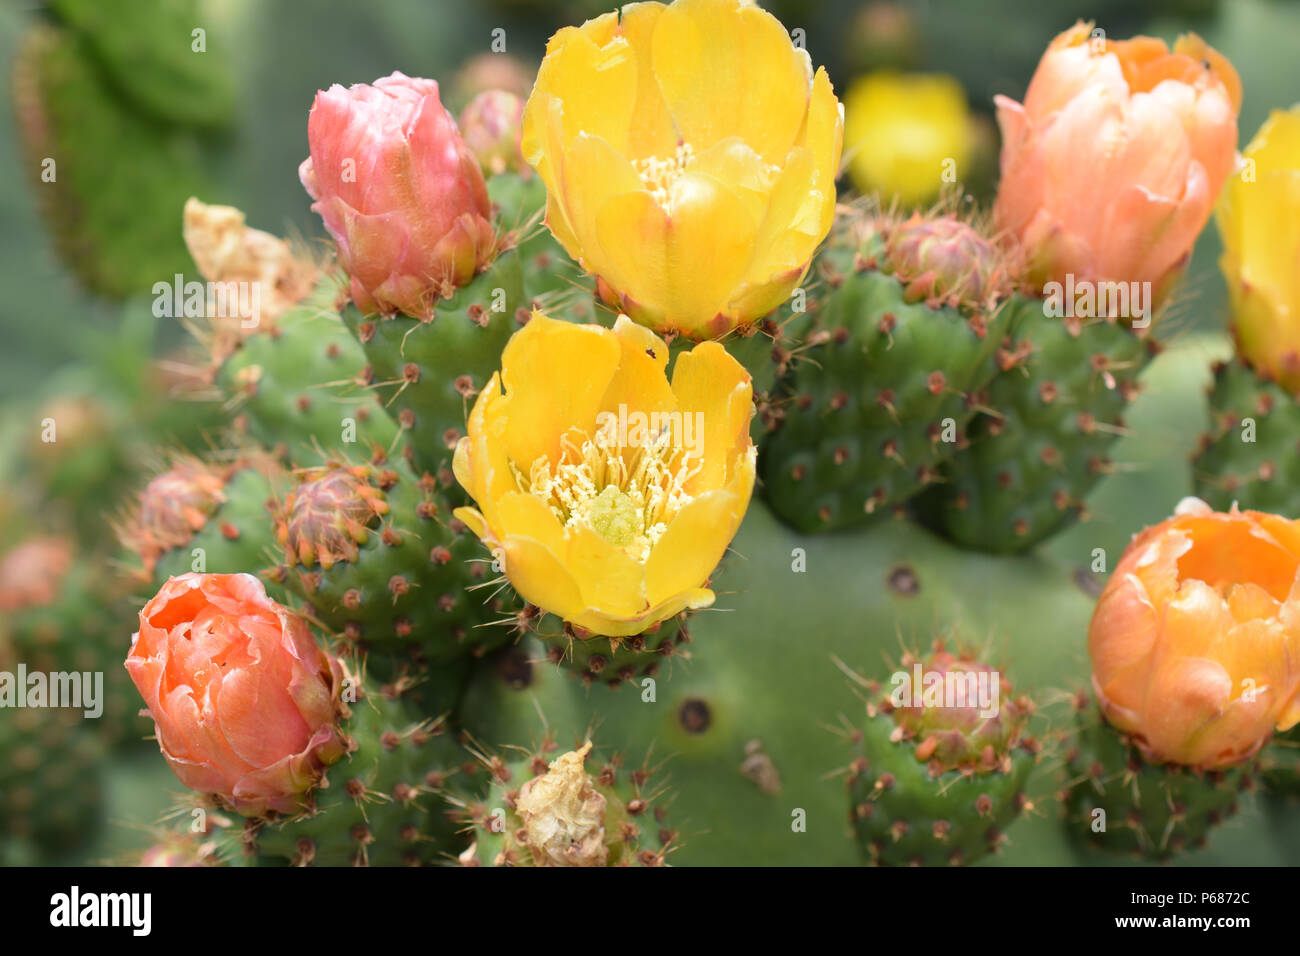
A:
[453,312,757,638]
[521,0,843,339]
[1218,105,1300,392]
[844,71,973,207]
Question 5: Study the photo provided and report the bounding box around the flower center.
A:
[518,425,699,562]
[633,143,696,208]
[587,486,640,547]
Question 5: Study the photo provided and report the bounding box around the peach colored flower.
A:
[1089,498,1300,769]
[125,573,346,815]
[994,22,1240,308]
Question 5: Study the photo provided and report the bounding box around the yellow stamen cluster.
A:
[633,142,696,208]
[519,428,700,563]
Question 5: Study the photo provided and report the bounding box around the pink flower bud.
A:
[299,72,497,318]
[125,573,346,816]
[458,90,527,177]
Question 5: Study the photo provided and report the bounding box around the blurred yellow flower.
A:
[453,313,756,638]
[1218,106,1300,392]
[521,0,843,339]
[844,71,972,207]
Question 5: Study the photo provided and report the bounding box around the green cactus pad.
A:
[487,172,594,320]
[917,311,1153,552]
[761,215,1025,533]
[121,459,284,599]
[1192,359,1300,516]
[11,25,216,298]
[525,611,688,688]
[1,544,148,748]
[1061,703,1254,860]
[218,274,399,465]
[343,250,528,480]
[270,456,515,665]
[47,0,236,128]
[1256,727,1300,802]
[216,676,466,867]
[844,646,1038,866]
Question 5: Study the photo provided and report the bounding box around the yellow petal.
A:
[452,436,474,499]
[496,491,567,557]
[650,0,809,163]
[726,268,808,324]
[644,488,738,606]
[618,1,678,160]
[800,66,844,194]
[528,15,638,154]
[669,340,754,493]
[568,587,713,639]
[564,524,648,618]
[744,146,823,283]
[599,315,678,419]
[459,373,516,532]
[452,505,488,542]
[557,131,645,291]
[595,172,758,335]
[690,136,780,228]
[501,534,587,622]
[498,315,622,469]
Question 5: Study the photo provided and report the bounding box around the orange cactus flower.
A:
[1089,498,1300,769]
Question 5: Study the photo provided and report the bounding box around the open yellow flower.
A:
[1218,106,1300,392]
[844,71,973,207]
[521,0,843,339]
[454,313,756,638]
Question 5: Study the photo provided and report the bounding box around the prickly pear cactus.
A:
[17,0,1300,878]
[761,208,1024,532]
[917,313,1154,552]
[526,612,689,688]
[216,273,398,465]
[1192,358,1300,514]
[119,456,284,594]
[213,670,465,867]
[0,537,146,747]
[1061,699,1255,860]
[843,644,1039,865]
[269,456,514,664]
[342,251,529,480]
[1258,728,1300,801]
[45,0,236,129]
[11,24,219,297]
[486,172,592,318]
[0,701,105,856]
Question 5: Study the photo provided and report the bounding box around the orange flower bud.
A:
[1089,499,1300,769]
[125,573,347,815]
